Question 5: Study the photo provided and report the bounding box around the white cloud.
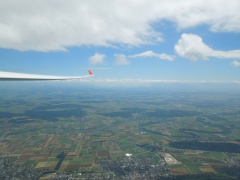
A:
[231,60,240,67]
[0,0,239,51]
[174,34,212,61]
[129,51,174,61]
[211,50,240,59]
[89,53,105,65]
[74,78,240,84]
[114,54,129,65]
[175,33,240,61]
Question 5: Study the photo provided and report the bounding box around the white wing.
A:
[0,70,93,80]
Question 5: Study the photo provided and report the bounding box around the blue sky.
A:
[0,0,240,82]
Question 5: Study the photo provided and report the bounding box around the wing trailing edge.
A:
[0,70,93,81]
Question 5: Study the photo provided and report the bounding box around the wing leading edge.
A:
[0,70,93,81]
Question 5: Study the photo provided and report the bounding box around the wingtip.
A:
[88,70,93,76]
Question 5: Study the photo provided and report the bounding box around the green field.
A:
[0,83,240,179]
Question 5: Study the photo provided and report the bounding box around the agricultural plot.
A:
[0,84,240,179]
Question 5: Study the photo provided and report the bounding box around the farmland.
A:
[0,82,240,179]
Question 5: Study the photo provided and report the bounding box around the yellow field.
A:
[169,168,189,174]
[184,151,199,155]
[35,161,58,171]
[200,166,215,173]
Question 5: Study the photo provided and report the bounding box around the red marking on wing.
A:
[88,70,93,76]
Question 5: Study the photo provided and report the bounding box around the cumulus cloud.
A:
[231,60,240,67]
[89,53,105,65]
[174,34,212,60]
[0,0,239,51]
[129,51,174,61]
[114,54,129,65]
[175,33,240,61]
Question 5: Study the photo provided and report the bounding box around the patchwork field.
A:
[0,84,240,179]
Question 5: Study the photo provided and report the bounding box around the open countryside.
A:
[0,83,240,179]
